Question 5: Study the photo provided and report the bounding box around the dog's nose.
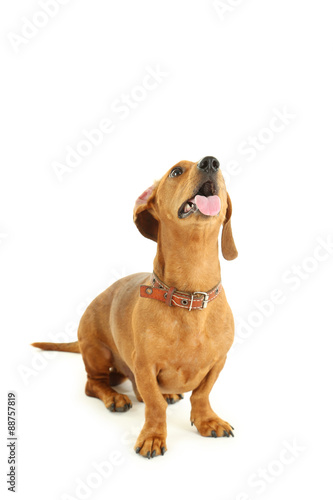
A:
[197,156,220,173]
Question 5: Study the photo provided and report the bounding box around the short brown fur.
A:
[32,159,238,458]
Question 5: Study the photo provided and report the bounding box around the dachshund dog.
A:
[32,157,238,458]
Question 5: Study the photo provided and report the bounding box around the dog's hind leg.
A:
[80,338,132,413]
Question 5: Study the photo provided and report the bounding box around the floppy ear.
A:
[221,192,238,260]
[133,183,159,242]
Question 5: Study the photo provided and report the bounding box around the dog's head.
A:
[134,157,238,260]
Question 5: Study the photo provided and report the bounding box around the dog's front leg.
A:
[190,357,234,438]
[133,364,168,458]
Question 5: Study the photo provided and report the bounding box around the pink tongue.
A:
[194,195,221,216]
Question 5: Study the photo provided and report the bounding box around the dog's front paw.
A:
[134,430,167,459]
[191,414,234,438]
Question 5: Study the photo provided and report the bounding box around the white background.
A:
[1,1,333,499]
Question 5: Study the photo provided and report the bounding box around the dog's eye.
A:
[169,167,183,178]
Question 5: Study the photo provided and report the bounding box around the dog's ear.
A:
[221,192,238,260]
[133,182,159,242]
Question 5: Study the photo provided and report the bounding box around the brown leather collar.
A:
[140,273,222,311]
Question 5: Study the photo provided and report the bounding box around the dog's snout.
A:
[197,156,220,173]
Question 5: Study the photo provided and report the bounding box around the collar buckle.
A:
[189,291,209,311]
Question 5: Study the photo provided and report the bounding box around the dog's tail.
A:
[31,341,80,353]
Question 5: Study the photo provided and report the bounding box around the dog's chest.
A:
[153,318,222,393]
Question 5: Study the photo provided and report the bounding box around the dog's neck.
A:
[153,222,221,292]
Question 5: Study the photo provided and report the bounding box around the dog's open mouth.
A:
[178,181,221,219]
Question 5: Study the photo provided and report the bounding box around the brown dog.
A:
[32,157,238,458]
